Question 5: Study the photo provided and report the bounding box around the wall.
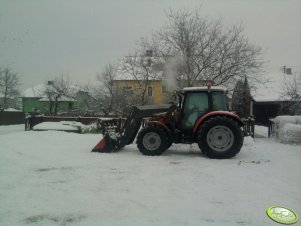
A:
[22,97,74,114]
[113,80,172,105]
[0,111,25,125]
[22,97,47,113]
[253,101,298,125]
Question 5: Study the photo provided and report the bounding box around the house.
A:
[112,79,170,105]
[113,54,169,105]
[22,84,76,114]
[114,53,207,105]
[251,70,300,125]
[113,79,207,105]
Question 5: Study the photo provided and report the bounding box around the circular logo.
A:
[267,206,298,225]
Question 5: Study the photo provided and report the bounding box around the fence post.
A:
[242,116,255,138]
[268,120,273,137]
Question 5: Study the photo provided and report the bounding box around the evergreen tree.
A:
[242,77,252,117]
[231,79,244,116]
[231,78,252,118]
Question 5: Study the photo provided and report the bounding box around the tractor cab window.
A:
[212,91,227,111]
[169,91,183,109]
[182,92,209,129]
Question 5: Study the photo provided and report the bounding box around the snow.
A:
[33,122,80,132]
[33,121,97,133]
[271,115,301,126]
[0,124,25,135]
[39,96,75,102]
[252,71,291,102]
[0,125,301,226]
[279,123,301,143]
[32,121,97,133]
[22,84,46,98]
[3,108,21,112]
[254,125,269,138]
[271,116,301,143]
[22,84,82,100]
[183,86,227,92]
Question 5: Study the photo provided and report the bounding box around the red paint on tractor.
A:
[192,111,241,134]
[92,137,107,152]
[149,114,169,126]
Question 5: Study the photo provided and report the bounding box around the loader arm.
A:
[92,104,176,152]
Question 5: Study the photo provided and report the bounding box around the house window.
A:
[68,102,73,111]
[123,86,133,96]
[148,86,153,96]
[162,84,168,93]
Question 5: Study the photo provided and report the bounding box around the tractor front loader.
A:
[92,86,244,159]
[92,104,176,152]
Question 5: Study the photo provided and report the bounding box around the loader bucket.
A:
[92,133,115,153]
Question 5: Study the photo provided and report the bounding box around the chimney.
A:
[283,66,292,75]
[145,50,153,57]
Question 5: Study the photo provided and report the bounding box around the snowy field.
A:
[0,125,300,226]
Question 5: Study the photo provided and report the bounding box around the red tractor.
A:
[92,86,244,159]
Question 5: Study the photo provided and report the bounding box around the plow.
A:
[92,86,245,159]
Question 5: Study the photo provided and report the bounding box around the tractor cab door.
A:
[181,92,209,130]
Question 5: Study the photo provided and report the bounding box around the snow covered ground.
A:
[0,125,300,226]
[33,122,80,132]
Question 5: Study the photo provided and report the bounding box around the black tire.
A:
[197,116,244,159]
[137,126,169,156]
[164,129,173,150]
[165,139,173,150]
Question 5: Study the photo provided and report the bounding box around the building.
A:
[22,84,76,114]
[114,53,207,106]
[112,79,170,105]
[251,70,300,125]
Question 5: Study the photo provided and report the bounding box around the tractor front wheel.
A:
[197,116,244,159]
[137,126,168,156]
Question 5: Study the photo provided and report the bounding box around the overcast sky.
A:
[0,0,300,91]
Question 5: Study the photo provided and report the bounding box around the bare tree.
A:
[140,9,265,90]
[0,67,20,111]
[119,52,162,107]
[91,63,138,116]
[44,75,74,115]
[94,64,117,116]
[281,72,301,114]
[73,83,99,115]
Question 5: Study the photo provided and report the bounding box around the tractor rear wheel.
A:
[137,126,168,156]
[197,116,243,159]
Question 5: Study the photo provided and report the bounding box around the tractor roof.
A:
[182,86,227,92]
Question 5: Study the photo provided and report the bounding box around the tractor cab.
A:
[174,86,228,130]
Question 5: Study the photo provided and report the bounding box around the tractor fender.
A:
[146,121,172,138]
[192,111,244,135]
